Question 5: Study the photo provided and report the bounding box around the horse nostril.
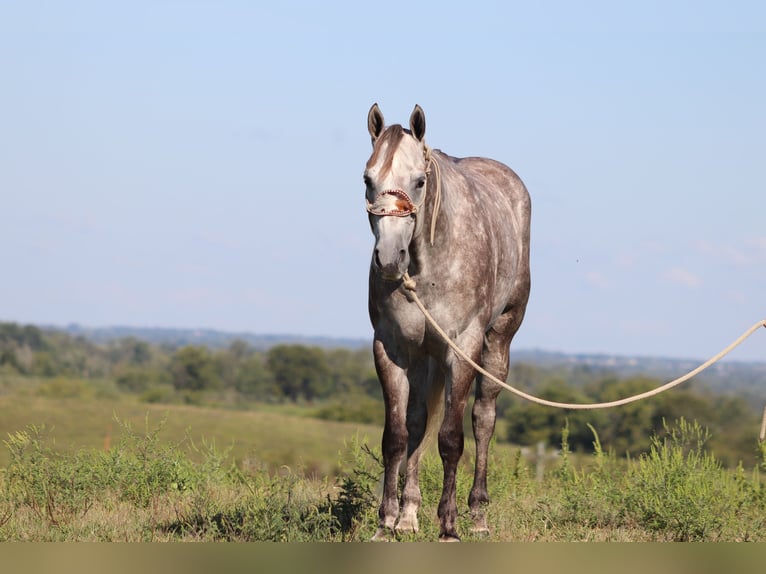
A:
[399,249,406,263]
[374,249,382,269]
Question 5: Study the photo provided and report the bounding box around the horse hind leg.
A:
[437,331,484,542]
[468,376,502,535]
[469,312,521,535]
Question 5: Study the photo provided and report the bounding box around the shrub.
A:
[36,378,92,399]
[314,397,383,424]
[139,385,176,404]
[623,418,751,541]
[327,435,381,540]
[3,425,101,526]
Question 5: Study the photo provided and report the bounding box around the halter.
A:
[365,144,442,246]
[365,188,418,217]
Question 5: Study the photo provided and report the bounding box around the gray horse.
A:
[364,103,531,541]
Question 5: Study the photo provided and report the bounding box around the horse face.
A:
[364,104,428,281]
[369,210,416,281]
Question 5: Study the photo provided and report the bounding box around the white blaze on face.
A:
[367,135,426,196]
[389,137,423,180]
[365,128,428,280]
[373,213,415,278]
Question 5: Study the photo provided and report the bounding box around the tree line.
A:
[1,321,761,467]
[0,322,378,402]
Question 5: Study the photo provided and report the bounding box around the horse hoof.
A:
[470,514,490,535]
[371,528,392,542]
[438,533,461,543]
[395,518,419,534]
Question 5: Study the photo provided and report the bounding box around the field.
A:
[0,376,381,476]
[2,376,766,542]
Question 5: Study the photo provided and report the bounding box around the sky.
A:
[1,1,764,361]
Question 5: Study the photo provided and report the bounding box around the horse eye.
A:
[415,177,425,189]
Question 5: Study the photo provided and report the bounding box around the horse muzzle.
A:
[373,246,409,282]
[369,198,416,282]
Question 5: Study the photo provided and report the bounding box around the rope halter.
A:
[365,189,418,217]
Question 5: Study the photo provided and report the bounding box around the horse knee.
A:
[472,399,497,436]
[382,428,407,461]
[438,427,464,463]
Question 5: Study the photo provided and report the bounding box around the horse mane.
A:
[366,124,407,178]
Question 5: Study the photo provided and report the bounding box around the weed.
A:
[3,425,99,526]
[555,423,625,530]
[623,418,747,541]
[327,435,381,540]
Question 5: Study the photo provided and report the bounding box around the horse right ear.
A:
[409,104,426,142]
[368,103,385,144]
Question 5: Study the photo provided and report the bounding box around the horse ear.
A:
[368,103,385,143]
[409,104,426,142]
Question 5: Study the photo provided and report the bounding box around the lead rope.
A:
[401,272,766,438]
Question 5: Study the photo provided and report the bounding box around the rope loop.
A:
[401,272,766,437]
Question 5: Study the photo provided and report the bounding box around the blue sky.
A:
[1,1,764,361]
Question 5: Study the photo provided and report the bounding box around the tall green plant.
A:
[3,425,100,527]
[624,418,747,541]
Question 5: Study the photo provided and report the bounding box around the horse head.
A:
[364,103,430,281]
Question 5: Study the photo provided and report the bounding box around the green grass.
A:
[3,375,766,541]
[2,416,766,541]
[0,376,380,477]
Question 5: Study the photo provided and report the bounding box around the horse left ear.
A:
[409,104,426,142]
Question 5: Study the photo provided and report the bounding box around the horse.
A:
[363,103,531,541]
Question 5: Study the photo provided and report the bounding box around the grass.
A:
[3,375,766,541]
[2,413,766,541]
[0,376,381,477]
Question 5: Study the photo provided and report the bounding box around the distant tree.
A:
[236,353,278,399]
[266,345,331,401]
[0,348,19,371]
[216,339,253,389]
[504,378,605,450]
[170,346,221,391]
[0,322,46,350]
[497,362,543,416]
[325,348,377,396]
[578,377,657,454]
[108,337,153,366]
[116,368,153,393]
[0,322,49,374]
[32,351,57,377]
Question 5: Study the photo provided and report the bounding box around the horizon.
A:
[19,319,764,366]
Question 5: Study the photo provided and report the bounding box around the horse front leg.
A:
[396,358,441,534]
[371,339,409,542]
[437,334,482,542]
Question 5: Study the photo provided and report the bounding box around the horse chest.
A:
[373,291,427,345]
